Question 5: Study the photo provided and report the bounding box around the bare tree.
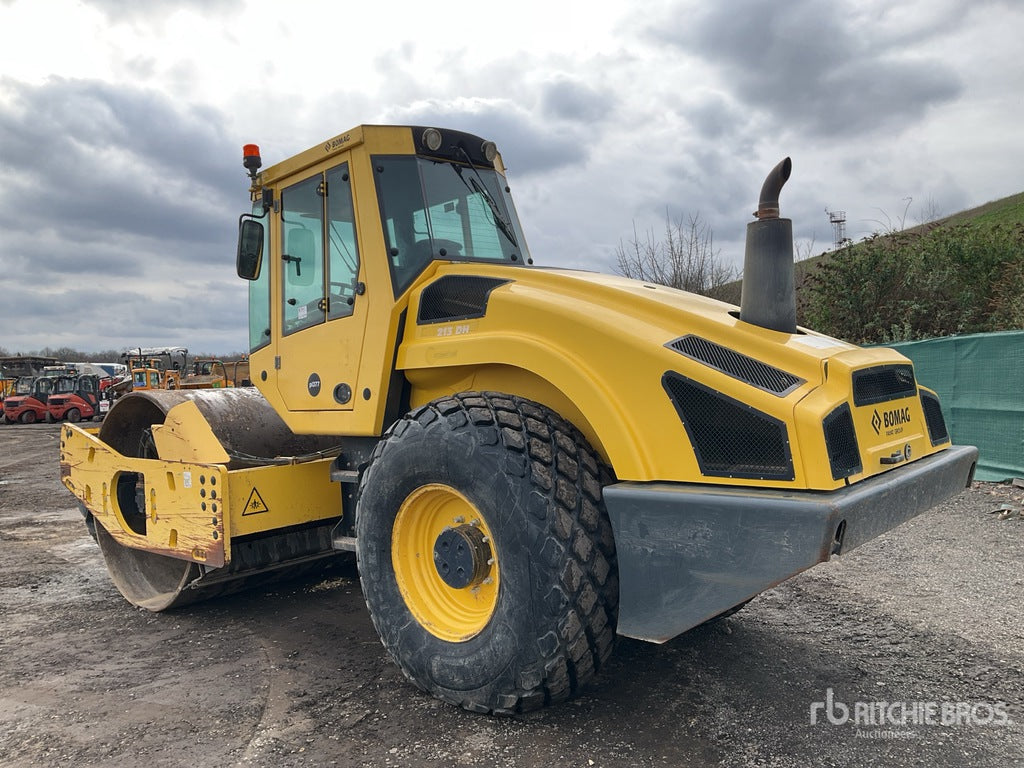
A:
[615,211,736,298]
[915,195,945,227]
[795,234,818,261]
[866,197,914,235]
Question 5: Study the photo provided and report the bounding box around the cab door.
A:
[275,162,365,411]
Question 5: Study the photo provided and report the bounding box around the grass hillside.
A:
[916,191,1024,230]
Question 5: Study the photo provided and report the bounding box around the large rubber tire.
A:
[356,391,618,714]
[21,410,36,424]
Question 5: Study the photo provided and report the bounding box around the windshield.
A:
[54,377,77,393]
[374,156,531,295]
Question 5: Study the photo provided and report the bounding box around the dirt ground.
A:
[1,422,1021,768]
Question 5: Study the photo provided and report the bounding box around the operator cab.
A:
[235,125,533,435]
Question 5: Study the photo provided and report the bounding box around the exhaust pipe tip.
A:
[754,157,792,220]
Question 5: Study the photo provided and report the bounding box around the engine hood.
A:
[398,263,944,490]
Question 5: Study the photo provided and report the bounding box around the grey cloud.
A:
[0,280,249,354]
[539,77,615,123]
[1,229,147,279]
[648,0,963,137]
[0,77,239,247]
[685,93,752,141]
[0,77,248,353]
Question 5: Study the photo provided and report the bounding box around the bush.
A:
[801,223,1024,343]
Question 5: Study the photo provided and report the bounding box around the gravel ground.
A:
[1,422,1021,767]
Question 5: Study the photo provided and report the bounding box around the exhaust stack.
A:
[740,157,797,334]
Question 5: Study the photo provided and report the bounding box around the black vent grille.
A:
[417,276,510,324]
[920,390,949,446]
[823,403,862,481]
[662,372,794,480]
[666,335,804,396]
[852,364,917,406]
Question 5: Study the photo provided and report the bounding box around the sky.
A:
[1,0,1022,355]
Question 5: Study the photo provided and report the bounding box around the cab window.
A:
[281,176,325,335]
[374,155,528,296]
[280,162,360,334]
[248,209,271,352]
[326,165,359,319]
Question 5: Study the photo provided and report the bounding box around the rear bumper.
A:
[604,445,978,643]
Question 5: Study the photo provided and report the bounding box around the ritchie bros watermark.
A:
[809,688,1012,736]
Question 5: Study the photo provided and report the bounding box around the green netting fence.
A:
[886,331,1024,482]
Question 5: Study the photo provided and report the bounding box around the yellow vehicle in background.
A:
[225,358,251,387]
[179,358,252,389]
[181,358,229,389]
[122,347,187,391]
[0,376,15,420]
[61,124,977,714]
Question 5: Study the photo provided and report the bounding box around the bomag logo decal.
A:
[324,133,352,152]
[872,406,912,436]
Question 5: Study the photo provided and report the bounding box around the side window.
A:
[281,176,325,335]
[150,372,160,388]
[326,164,359,320]
[375,156,433,296]
[248,211,271,352]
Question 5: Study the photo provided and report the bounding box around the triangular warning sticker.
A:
[242,487,269,515]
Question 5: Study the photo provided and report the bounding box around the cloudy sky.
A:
[1,0,1021,355]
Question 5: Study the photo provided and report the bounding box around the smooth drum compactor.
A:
[61,125,977,714]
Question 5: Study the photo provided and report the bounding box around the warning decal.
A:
[243,487,269,515]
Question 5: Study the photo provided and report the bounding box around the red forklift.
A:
[2,376,55,424]
[46,374,104,422]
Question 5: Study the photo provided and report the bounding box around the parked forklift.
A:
[4,375,56,423]
[61,124,977,714]
[46,373,104,423]
[1,356,62,422]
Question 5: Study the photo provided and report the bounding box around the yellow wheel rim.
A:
[392,484,500,642]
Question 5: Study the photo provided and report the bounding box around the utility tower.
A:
[827,210,850,251]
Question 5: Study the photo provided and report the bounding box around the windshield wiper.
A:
[452,151,518,248]
[469,177,518,248]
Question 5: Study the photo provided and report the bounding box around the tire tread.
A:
[356,391,618,714]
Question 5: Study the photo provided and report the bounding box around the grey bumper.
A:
[604,445,978,643]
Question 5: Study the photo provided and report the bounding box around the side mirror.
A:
[237,217,265,280]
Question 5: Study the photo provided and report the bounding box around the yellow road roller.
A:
[60,124,977,714]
